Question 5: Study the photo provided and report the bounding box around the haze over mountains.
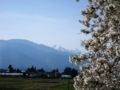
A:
[0,39,80,70]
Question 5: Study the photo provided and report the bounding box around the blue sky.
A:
[0,0,89,51]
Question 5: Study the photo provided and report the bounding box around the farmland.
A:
[0,78,75,90]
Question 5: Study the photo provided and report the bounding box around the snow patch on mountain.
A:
[52,45,67,51]
[52,45,81,54]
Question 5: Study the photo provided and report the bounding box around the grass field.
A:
[0,77,75,90]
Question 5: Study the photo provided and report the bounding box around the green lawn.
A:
[52,83,74,90]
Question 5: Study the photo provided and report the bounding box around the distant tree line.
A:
[62,67,78,78]
[6,65,78,78]
[8,65,21,73]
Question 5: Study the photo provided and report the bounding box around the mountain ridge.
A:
[0,39,79,70]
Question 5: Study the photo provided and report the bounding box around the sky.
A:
[0,0,89,51]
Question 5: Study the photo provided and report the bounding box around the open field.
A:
[0,77,75,90]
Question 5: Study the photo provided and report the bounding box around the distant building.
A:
[0,72,23,77]
[61,75,71,79]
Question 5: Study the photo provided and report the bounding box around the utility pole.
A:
[68,68,69,90]
[68,77,69,90]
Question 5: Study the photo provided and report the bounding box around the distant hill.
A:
[0,39,80,70]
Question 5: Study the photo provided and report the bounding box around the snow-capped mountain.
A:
[52,45,81,54]
[70,48,81,53]
[52,45,67,51]
[0,39,79,69]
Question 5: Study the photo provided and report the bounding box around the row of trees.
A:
[62,67,78,78]
[8,65,21,73]
[7,65,78,78]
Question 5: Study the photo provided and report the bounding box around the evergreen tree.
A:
[8,65,14,73]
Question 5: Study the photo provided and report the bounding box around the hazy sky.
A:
[0,0,89,51]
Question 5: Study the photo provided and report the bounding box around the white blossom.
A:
[70,0,120,89]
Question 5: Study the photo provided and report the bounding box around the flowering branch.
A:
[70,0,120,90]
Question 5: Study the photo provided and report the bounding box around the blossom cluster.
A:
[71,0,120,90]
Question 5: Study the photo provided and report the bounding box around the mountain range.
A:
[0,39,80,71]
